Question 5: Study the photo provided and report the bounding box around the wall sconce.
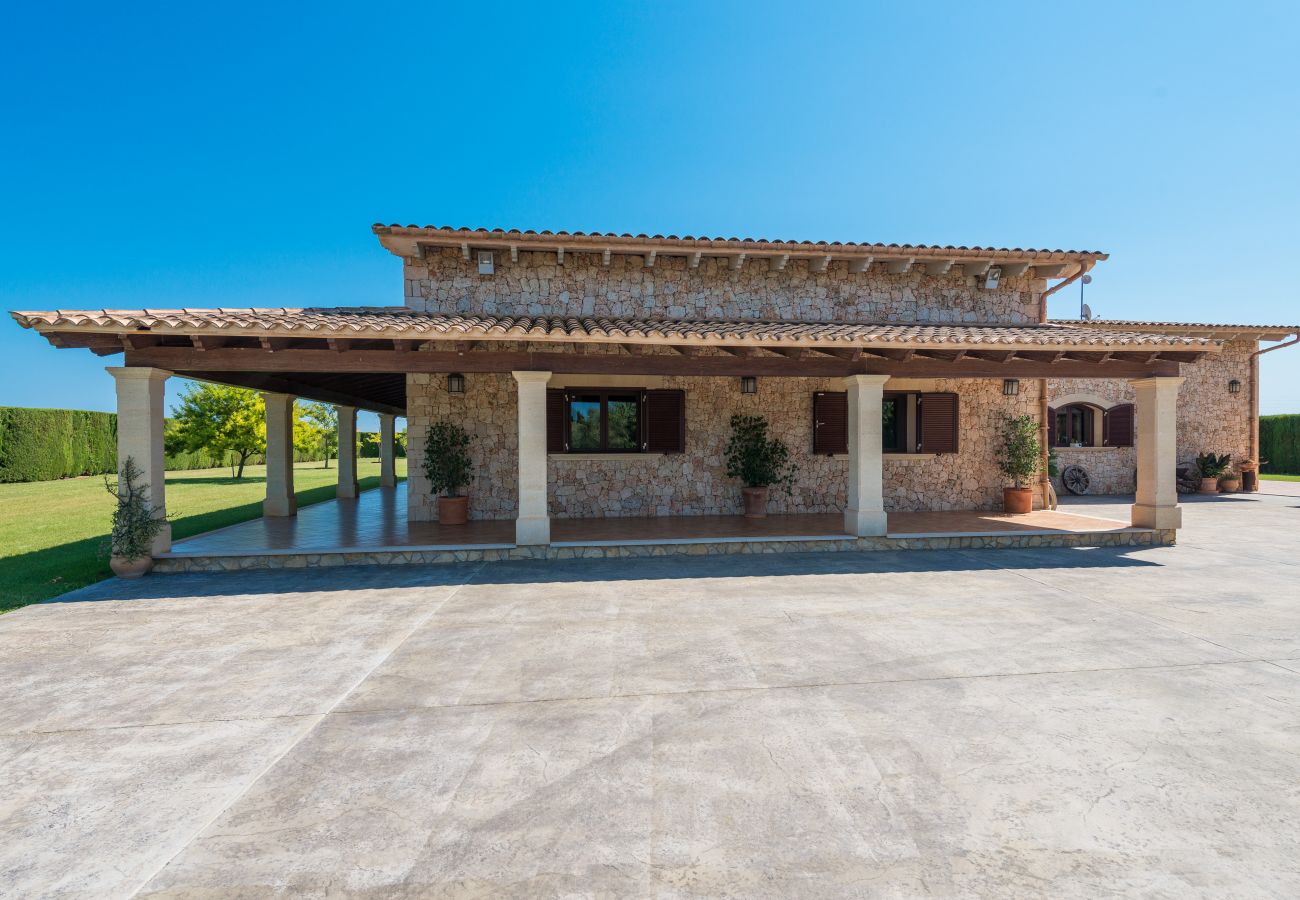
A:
[1228,379,1241,394]
[448,373,466,394]
[1002,378,1019,396]
[740,376,757,394]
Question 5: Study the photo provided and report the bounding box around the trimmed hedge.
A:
[0,407,118,483]
[1261,414,1300,475]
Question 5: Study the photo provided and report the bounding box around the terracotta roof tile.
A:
[11,307,1215,349]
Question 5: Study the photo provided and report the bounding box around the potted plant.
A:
[424,422,472,524]
[1196,452,1231,494]
[997,414,1042,514]
[1219,469,1241,492]
[724,415,798,517]
[102,457,167,578]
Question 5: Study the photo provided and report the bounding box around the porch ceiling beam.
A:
[190,335,227,351]
[119,334,160,351]
[326,338,354,352]
[729,253,746,271]
[886,258,915,275]
[925,259,954,276]
[260,337,293,352]
[846,256,874,274]
[392,339,420,352]
[768,254,788,272]
[124,346,1182,380]
[178,371,405,417]
[810,255,832,273]
[772,347,809,360]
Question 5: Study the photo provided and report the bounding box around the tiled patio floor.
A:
[166,484,1139,557]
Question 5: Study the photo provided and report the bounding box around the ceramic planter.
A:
[1199,477,1220,494]
[742,486,770,518]
[110,555,153,579]
[1219,477,1240,493]
[1003,487,1034,514]
[437,495,469,525]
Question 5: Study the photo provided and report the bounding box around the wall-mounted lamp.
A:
[1002,378,1020,396]
[1228,379,1241,394]
[448,373,466,394]
[983,266,1002,290]
[740,376,757,394]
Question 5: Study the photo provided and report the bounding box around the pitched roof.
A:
[12,308,1216,350]
[1049,319,1299,340]
[373,224,1107,268]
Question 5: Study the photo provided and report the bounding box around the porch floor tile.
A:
[165,484,1137,558]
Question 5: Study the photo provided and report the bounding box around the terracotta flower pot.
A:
[1199,477,1220,494]
[1219,477,1240,493]
[1003,487,1034,514]
[437,495,469,525]
[110,555,153,579]
[742,486,770,518]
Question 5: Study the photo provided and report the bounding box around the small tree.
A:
[168,383,265,478]
[103,457,166,562]
[423,422,472,497]
[299,402,338,469]
[997,414,1043,489]
[724,415,798,493]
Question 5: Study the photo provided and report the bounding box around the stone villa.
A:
[11,225,1297,569]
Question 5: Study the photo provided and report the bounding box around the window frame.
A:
[562,388,646,453]
[882,391,911,453]
[1054,403,1098,448]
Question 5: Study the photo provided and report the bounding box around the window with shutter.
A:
[546,390,566,452]
[918,392,959,454]
[812,391,848,455]
[644,390,685,453]
[1103,403,1134,447]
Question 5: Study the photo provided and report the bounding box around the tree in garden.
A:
[298,402,338,469]
[168,383,265,479]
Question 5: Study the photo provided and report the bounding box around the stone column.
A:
[844,374,891,537]
[379,413,397,488]
[336,405,359,499]
[1131,376,1184,530]
[513,371,552,545]
[107,366,172,554]
[261,392,297,517]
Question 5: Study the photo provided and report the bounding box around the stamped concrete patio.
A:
[1,493,1297,897]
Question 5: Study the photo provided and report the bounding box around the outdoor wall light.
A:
[1002,378,1020,396]
[448,373,466,394]
[740,376,757,394]
[1228,379,1242,394]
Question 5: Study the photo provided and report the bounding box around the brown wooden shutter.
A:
[1047,406,1057,447]
[812,391,848,455]
[546,389,566,452]
[1103,403,1134,447]
[644,389,685,453]
[919,392,959,454]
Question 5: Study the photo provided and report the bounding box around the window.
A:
[547,388,686,454]
[812,391,957,455]
[1054,404,1096,447]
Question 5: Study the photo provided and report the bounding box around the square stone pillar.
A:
[513,371,552,545]
[261,392,297,517]
[1131,376,1184,530]
[378,413,397,488]
[107,366,172,554]
[336,405,359,499]
[844,374,891,537]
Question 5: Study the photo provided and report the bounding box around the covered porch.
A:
[12,307,1206,569]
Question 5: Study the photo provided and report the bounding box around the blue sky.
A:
[2,1,1298,430]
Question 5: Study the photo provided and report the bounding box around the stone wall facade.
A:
[1046,339,1255,495]
[404,247,1042,323]
[406,365,1041,521]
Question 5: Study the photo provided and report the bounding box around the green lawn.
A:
[0,459,406,613]
[1261,473,1300,482]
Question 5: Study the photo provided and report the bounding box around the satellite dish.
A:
[1081,303,1094,321]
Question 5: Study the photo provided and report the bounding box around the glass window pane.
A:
[882,398,899,451]
[606,395,640,450]
[569,396,602,450]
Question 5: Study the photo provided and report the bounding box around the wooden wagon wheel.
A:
[1062,464,1091,496]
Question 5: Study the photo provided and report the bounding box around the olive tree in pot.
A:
[424,422,472,525]
[997,415,1042,514]
[102,457,167,578]
[724,415,798,517]
[1196,452,1231,494]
